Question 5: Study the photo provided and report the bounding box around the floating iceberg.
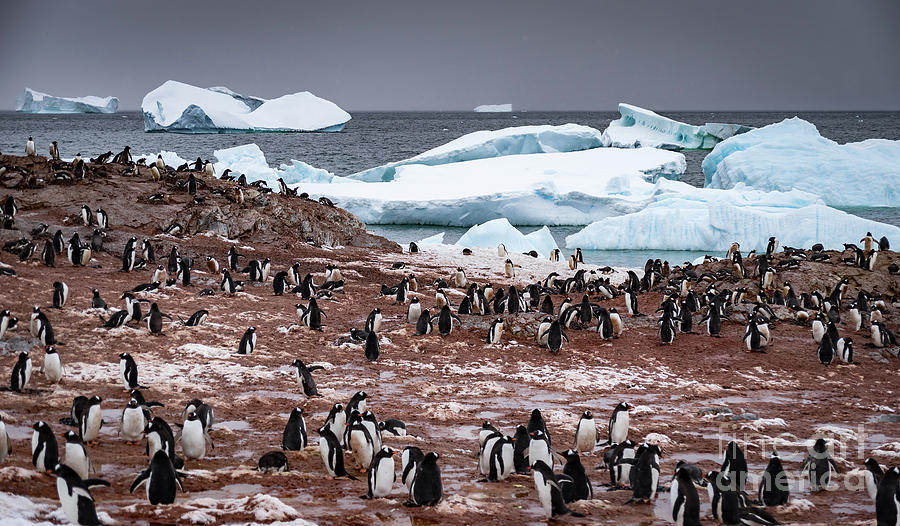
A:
[457,218,558,257]
[702,117,900,207]
[349,124,605,182]
[213,144,281,187]
[292,147,687,226]
[474,104,513,112]
[15,87,118,114]
[142,80,350,133]
[566,180,900,251]
[601,103,750,150]
[417,232,445,245]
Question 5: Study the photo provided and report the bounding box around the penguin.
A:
[606,440,637,488]
[347,412,376,471]
[531,460,582,519]
[94,208,108,230]
[119,353,145,390]
[32,421,59,473]
[42,240,56,267]
[800,438,839,491]
[146,303,169,334]
[80,396,102,444]
[130,449,185,505]
[227,246,243,270]
[272,271,288,296]
[282,408,308,451]
[720,440,748,492]
[670,465,701,526]
[863,458,884,502]
[237,326,257,354]
[61,430,91,480]
[324,264,343,283]
[180,309,208,327]
[318,425,356,479]
[504,258,515,278]
[874,466,900,526]
[300,298,326,330]
[568,410,597,455]
[479,430,503,476]
[0,309,17,340]
[750,451,788,508]
[415,309,433,335]
[365,308,382,334]
[53,463,110,526]
[527,429,553,469]
[627,443,661,503]
[602,402,631,447]
[818,332,835,365]
[486,317,503,345]
[323,403,346,447]
[406,451,442,507]
[364,330,380,361]
[181,399,214,435]
[609,308,624,337]
[25,136,35,156]
[11,351,33,392]
[379,419,407,437]
[624,289,640,317]
[497,243,508,257]
[452,267,467,288]
[120,398,147,444]
[836,337,854,363]
[435,288,451,310]
[363,447,398,499]
[437,305,461,337]
[482,435,515,483]
[546,320,568,354]
[743,317,768,353]
[408,242,419,253]
[405,297,422,324]
[145,417,182,468]
[0,415,10,463]
[180,411,213,460]
[345,391,368,420]
[49,140,60,160]
[42,346,63,383]
[560,449,592,502]
[549,248,560,262]
[402,446,424,490]
[291,359,323,397]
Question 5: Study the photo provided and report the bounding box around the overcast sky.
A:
[2,0,898,111]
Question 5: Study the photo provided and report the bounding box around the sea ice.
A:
[348,123,606,182]
[702,117,900,207]
[566,180,900,251]
[15,87,118,114]
[601,103,750,150]
[142,80,350,133]
[474,103,513,112]
[456,218,558,257]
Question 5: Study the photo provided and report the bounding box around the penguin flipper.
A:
[84,478,110,489]
[307,365,325,372]
[205,433,215,450]
[129,470,150,493]
[31,442,43,466]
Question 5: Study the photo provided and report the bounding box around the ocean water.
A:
[2,110,898,267]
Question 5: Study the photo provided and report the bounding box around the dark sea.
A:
[2,110,898,267]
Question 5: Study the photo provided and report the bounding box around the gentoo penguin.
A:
[498,243,508,257]
[324,264,342,283]
[836,337,854,364]
[53,463,110,526]
[364,330,380,361]
[26,136,35,156]
[42,346,63,383]
[237,326,257,354]
[145,417,182,468]
[527,429,553,469]
[609,308,624,337]
[0,415,10,462]
[299,298,326,330]
[452,267,467,288]
[345,391,368,420]
[531,460,582,519]
[272,271,288,295]
[481,435,514,482]
[818,333,835,365]
[601,402,631,447]
[180,411,213,460]
[40,239,55,267]
[479,430,503,476]
[627,443,661,503]
[379,419,406,437]
[875,466,900,526]
[130,449,185,504]
[504,258,515,278]
[568,254,578,270]
[318,425,356,479]
[546,320,568,354]
[80,396,103,444]
[574,410,596,454]
[181,399,214,434]
[801,438,839,491]
[402,446,424,490]
[81,204,93,226]
[701,300,721,337]
[291,359,323,397]
[758,451,790,506]
[61,430,91,480]
[863,457,884,502]
[0,309,17,340]
[721,441,748,492]
[363,447,398,498]
[95,208,108,230]
[605,440,637,488]
[406,451,442,507]
[528,409,551,445]
[52,282,69,309]
[120,398,147,444]
[670,465,701,526]
[119,353,145,390]
[560,449,592,502]
[365,308,382,334]
[415,309,433,335]
[155,154,165,171]
[49,140,60,160]
[437,305,460,337]
[206,256,220,274]
[347,411,376,471]
[407,298,422,324]
[743,317,768,353]
[32,421,59,473]
[146,303,169,334]
[282,407,308,450]
[324,403,346,446]
[549,248,560,262]
[486,318,504,345]
[181,309,208,327]
[11,351,33,392]
[434,288,450,310]
[479,421,500,448]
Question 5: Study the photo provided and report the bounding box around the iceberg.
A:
[15,87,118,114]
[456,218,557,257]
[601,103,750,150]
[417,232,445,245]
[348,123,606,182]
[474,104,513,112]
[702,117,900,207]
[141,80,350,133]
[213,144,281,187]
[291,147,687,226]
[566,180,900,252]
[524,226,560,259]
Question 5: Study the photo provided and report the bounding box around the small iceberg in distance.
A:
[474,103,513,112]
[457,218,558,258]
[601,103,751,150]
[15,87,118,114]
[142,80,351,133]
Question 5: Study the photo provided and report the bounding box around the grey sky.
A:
[2,0,898,111]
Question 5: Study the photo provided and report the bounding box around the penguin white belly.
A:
[610,414,629,444]
[528,441,551,468]
[329,414,346,446]
[812,322,825,343]
[533,473,553,518]
[650,465,659,500]
[759,324,770,346]
[670,478,681,522]
[319,438,336,476]
[121,408,145,441]
[350,431,373,468]
[57,478,79,524]
[864,471,877,501]
[182,422,206,459]
[498,444,514,480]
[120,361,128,388]
[64,443,89,479]
[479,437,499,474]
[83,408,102,442]
[147,433,162,457]
[23,360,33,389]
[372,457,395,497]
[575,422,596,453]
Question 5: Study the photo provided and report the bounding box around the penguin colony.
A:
[0,142,899,524]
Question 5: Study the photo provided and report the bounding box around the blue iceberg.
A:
[15,87,118,114]
[601,103,750,150]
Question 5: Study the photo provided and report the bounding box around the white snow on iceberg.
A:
[15,87,118,114]
[349,124,606,182]
[142,80,350,133]
[566,180,900,251]
[457,218,558,258]
[291,147,687,226]
[702,117,900,207]
[474,104,512,112]
[601,103,750,150]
